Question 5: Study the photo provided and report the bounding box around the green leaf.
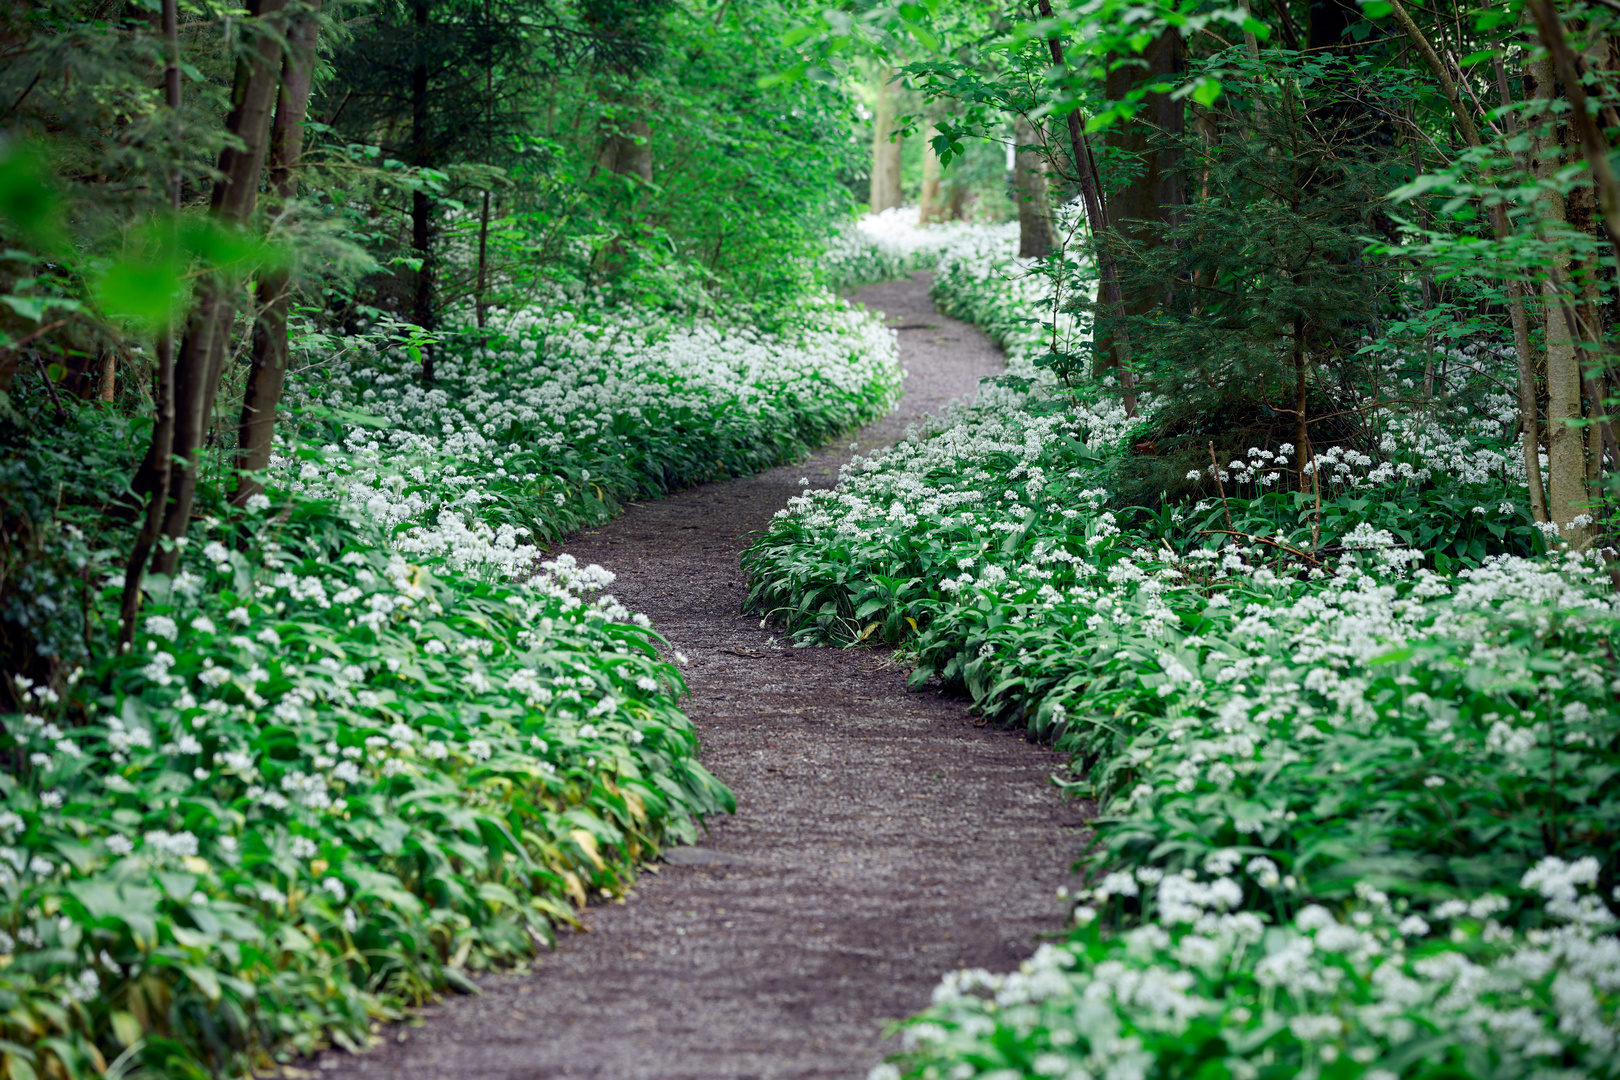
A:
[95,257,185,329]
[0,143,66,253]
[1191,76,1223,107]
[181,963,222,1002]
[1361,0,1393,16]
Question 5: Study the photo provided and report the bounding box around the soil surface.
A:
[318,273,1090,1080]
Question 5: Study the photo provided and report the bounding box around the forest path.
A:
[319,273,1088,1080]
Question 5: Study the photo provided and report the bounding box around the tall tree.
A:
[1012,115,1054,258]
[233,0,322,508]
[870,67,904,212]
[1526,50,1590,536]
[147,0,290,577]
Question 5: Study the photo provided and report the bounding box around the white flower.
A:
[190,616,216,634]
[144,615,178,641]
[466,739,492,761]
[144,830,199,858]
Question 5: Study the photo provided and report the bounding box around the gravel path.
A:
[318,273,1089,1080]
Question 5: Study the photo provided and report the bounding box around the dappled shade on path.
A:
[318,274,1089,1080]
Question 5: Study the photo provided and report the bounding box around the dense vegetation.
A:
[755,219,1620,1076]
[6,0,1620,1075]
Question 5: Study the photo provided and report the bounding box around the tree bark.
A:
[1526,51,1590,539]
[476,189,491,328]
[148,0,289,577]
[1527,0,1620,277]
[234,0,321,509]
[598,118,653,182]
[1390,0,1551,520]
[1099,29,1183,374]
[119,0,184,646]
[97,352,116,402]
[410,0,436,381]
[919,122,942,224]
[1035,0,1137,415]
[1013,115,1054,258]
[1490,59,1551,523]
[869,68,903,213]
[1294,312,1310,493]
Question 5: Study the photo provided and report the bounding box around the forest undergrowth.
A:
[749,218,1620,1079]
[0,292,898,1078]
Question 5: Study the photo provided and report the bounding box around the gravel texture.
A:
[315,273,1090,1080]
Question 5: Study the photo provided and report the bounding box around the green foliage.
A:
[746,240,1620,1079]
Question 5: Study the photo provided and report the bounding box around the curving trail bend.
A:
[319,273,1088,1080]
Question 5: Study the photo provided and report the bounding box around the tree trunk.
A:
[149,0,289,577]
[1393,6,1549,521]
[869,68,903,213]
[598,118,653,182]
[97,351,116,402]
[1032,0,1138,413]
[234,0,321,509]
[918,122,942,224]
[476,189,491,328]
[1294,312,1310,493]
[410,0,435,381]
[1097,29,1182,386]
[1526,52,1589,540]
[1013,116,1054,258]
[119,331,176,648]
[119,0,184,646]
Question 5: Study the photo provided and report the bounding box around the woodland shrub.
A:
[745,223,1618,1079]
[0,294,898,1077]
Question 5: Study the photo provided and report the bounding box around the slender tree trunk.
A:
[1294,312,1310,492]
[919,122,942,224]
[1391,0,1552,520]
[150,0,290,576]
[476,189,491,328]
[97,352,116,402]
[869,68,903,213]
[1013,116,1054,258]
[410,0,436,381]
[1526,52,1589,539]
[1527,0,1620,276]
[234,0,321,508]
[119,0,183,646]
[1493,59,1550,522]
[1035,0,1137,415]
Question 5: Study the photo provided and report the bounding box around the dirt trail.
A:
[320,273,1088,1080]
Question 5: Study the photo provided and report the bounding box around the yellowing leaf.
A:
[561,871,586,908]
[569,829,605,871]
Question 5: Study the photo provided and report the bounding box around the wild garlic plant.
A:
[747,218,1616,1080]
[0,288,907,1076]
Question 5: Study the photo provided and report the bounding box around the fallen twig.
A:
[1199,529,1323,566]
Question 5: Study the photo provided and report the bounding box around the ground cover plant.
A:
[745,218,1620,1079]
[0,287,898,1077]
[824,208,1020,289]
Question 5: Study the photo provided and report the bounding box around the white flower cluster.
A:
[894,857,1620,1079]
[282,295,900,580]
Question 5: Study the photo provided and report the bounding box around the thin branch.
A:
[1199,529,1322,565]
